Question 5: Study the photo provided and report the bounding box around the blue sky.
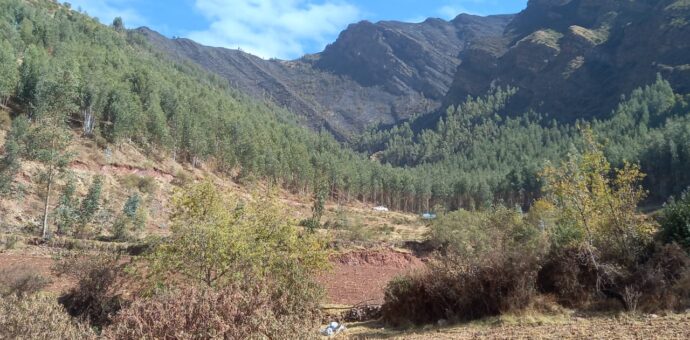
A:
[65,0,527,59]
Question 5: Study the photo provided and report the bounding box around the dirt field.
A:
[318,249,425,305]
[345,313,690,339]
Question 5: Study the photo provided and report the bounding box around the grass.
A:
[521,29,564,50]
[667,0,690,10]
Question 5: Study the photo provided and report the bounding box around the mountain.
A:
[136,14,512,139]
[443,0,690,123]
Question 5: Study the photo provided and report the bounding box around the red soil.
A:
[1,247,423,306]
[318,249,424,306]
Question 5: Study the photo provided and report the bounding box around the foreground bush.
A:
[0,295,95,339]
[383,249,540,326]
[630,243,690,312]
[105,282,320,340]
[105,182,327,338]
[383,206,545,325]
[660,191,690,254]
[57,254,128,327]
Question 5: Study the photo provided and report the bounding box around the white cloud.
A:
[188,0,361,60]
[437,4,477,19]
[63,0,148,28]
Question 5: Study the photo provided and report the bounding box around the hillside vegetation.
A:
[1,0,690,338]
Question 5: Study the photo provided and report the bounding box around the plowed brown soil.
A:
[319,249,424,306]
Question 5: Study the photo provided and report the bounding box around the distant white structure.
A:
[373,206,389,212]
[422,213,437,220]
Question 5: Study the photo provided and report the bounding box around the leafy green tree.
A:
[0,41,18,106]
[539,128,656,268]
[113,193,146,241]
[75,175,104,236]
[112,17,124,31]
[27,120,73,239]
[17,46,47,117]
[55,176,78,235]
[660,191,690,254]
[148,181,328,289]
[0,116,28,193]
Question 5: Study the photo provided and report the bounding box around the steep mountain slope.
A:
[444,0,690,123]
[137,14,512,139]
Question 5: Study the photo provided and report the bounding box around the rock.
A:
[136,15,512,139]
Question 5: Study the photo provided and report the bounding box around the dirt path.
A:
[318,249,424,306]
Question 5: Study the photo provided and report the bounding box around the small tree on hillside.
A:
[113,193,146,241]
[539,128,656,285]
[0,116,29,193]
[112,17,124,31]
[148,181,328,289]
[27,120,73,239]
[0,40,19,106]
[55,176,78,235]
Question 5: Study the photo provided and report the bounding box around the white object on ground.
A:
[320,322,347,336]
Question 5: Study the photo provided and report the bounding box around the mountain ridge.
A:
[135,14,512,139]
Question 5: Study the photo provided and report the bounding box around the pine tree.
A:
[0,116,29,193]
[75,175,103,236]
[0,41,18,106]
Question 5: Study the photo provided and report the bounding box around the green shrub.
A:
[660,191,690,254]
[383,205,546,325]
[119,174,158,195]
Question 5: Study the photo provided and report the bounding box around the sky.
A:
[64,0,528,60]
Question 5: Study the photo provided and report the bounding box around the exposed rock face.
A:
[141,0,690,135]
[445,0,690,122]
[136,14,512,139]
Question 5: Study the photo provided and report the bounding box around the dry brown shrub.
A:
[0,295,96,339]
[382,250,541,326]
[0,265,52,298]
[104,281,320,340]
[57,254,128,327]
[537,247,600,308]
[632,243,690,312]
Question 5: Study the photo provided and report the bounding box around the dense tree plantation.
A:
[355,77,690,209]
[1,0,690,217]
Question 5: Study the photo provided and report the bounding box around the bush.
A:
[0,295,96,339]
[538,243,690,312]
[57,254,127,327]
[105,281,321,339]
[660,192,690,254]
[0,265,52,298]
[537,247,603,308]
[383,250,540,326]
[383,206,545,325]
[119,174,158,195]
[630,243,690,312]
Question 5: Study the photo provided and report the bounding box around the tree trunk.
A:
[42,173,53,239]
